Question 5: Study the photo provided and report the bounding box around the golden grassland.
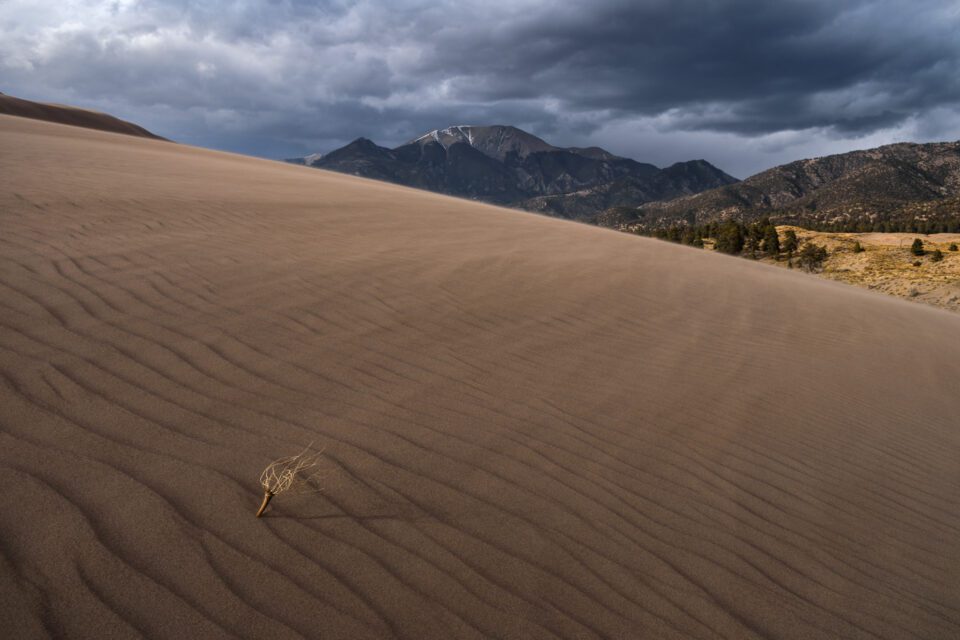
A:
[776,227,960,312]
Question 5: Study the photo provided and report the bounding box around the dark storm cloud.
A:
[425,0,960,134]
[2,0,958,175]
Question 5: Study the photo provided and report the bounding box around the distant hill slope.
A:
[0,92,166,140]
[622,141,960,229]
[290,125,736,218]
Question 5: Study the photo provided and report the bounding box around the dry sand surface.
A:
[0,93,165,140]
[2,114,960,639]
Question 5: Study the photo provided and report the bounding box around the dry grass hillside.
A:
[774,228,960,312]
[2,113,960,639]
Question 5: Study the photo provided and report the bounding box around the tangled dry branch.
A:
[256,443,326,517]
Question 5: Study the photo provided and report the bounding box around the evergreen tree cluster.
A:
[639,217,803,261]
[797,217,960,234]
[633,215,960,238]
[636,215,960,271]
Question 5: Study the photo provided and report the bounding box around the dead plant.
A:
[256,443,325,517]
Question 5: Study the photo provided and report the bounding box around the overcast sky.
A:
[2,0,959,177]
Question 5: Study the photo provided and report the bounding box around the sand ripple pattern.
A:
[1,116,959,639]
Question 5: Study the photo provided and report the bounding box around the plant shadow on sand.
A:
[260,502,436,523]
[258,480,437,522]
[264,511,436,522]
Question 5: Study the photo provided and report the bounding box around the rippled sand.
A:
[2,115,959,639]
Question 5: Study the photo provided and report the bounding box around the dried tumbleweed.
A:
[256,443,325,517]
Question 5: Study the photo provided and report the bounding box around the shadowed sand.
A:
[0,93,166,140]
[1,114,959,639]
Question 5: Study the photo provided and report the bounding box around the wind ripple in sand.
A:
[1,115,960,639]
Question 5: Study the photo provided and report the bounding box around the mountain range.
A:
[5,91,955,233]
[289,125,738,218]
[612,141,960,230]
[294,125,960,232]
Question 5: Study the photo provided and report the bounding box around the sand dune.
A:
[0,93,165,140]
[1,114,959,639]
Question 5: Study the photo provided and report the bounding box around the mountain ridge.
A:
[619,140,960,230]
[290,125,737,217]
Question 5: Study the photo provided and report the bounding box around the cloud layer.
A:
[3,0,959,176]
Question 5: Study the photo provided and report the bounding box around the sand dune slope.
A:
[0,93,166,140]
[1,114,959,639]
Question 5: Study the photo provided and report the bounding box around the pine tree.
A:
[911,238,925,256]
[762,225,780,257]
[715,222,744,254]
[745,224,762,254]
[797,243,828,272]
[782,229,799,255]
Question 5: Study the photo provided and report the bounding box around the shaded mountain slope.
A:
[627,141,960,229]
[294,125,736,218]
